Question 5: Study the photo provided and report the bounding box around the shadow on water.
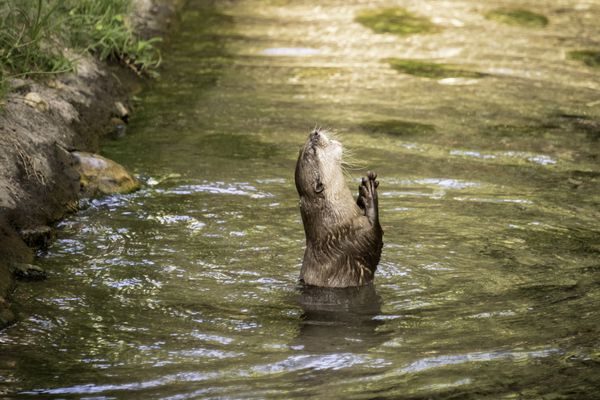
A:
[295,285,386,353]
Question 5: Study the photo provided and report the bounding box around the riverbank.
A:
[0,0,184,329]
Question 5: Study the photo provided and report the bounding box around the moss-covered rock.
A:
[72,151,140,197]
[358,119,436,137]
[568,50,600,68]
[485,9,548,28]
[355,7,437,36]
[386,58,485,79]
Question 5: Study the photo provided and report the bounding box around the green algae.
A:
[386,58,485,79]
[568,50,600,68]
[355,7,437,36]
[485,123,557,137]
[358,119,436,137]
[485,9,548,28]
[293,67,345,80]
[486,113,600,141]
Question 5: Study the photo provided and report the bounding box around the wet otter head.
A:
[295,129,345,201]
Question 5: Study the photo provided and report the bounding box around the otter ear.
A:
[314,175,324,193]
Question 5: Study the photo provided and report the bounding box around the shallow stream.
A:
[2,0,600,398]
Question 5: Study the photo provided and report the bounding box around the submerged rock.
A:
[19,225,53,248]
[386,58,485,79]
[355,7,437,36]
[485,9,548,28]
[109,117,128,138]
[358,119,436,137]
[71,151,140,197]
[568,50,600,68]
[0,296,15,327]
[9,262,48,281]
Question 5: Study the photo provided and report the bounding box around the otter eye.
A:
[314,181,324,193]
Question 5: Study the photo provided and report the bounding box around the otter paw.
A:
[357,171,379,222]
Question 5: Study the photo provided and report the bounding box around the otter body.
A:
[295,129,383,288]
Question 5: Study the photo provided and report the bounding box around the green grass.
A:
[355,7,437,36]
[67,0,162,76]
[0,0,162,97]
[358,119,436,137]
[386,58,485,79]
[0,0,73,91]
[568,50,600,68]
[485,9,548,28]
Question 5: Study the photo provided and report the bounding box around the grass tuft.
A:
[0,0,73,89]
[0,0,163,98]
[485,9,548,28]
[67,0,162,76]
[355,7,437,36]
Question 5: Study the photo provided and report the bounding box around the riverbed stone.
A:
[19,225,53,248]
[568,50,600,68]
[358,119,436,137]
[23,92,49,112]
[71,151,140,197]
[386,58,486,79]
[355,7,437,36]
[0,296,15,327]
[485,9,548,28]
[109,117,128,138]
[10,262,48,281]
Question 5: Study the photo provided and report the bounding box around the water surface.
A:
[1,0,600,398]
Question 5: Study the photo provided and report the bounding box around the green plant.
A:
[66,0,162,76]
[0,0,163,99]
[0,0,74,86]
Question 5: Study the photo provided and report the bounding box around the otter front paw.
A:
[357,171,379,224]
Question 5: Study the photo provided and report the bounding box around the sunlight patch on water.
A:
[437,77,480,85]
[384,178,481,190]
[450,149,557,165]
[161,182,274,198]
[452,196,533,204]
[147,213,206,232]
[260,47,322,56]
[399,348,561,374]
[450,149,497,160]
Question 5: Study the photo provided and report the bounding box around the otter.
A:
[295,129,383,287]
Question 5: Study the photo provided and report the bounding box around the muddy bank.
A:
[0,0,183,329]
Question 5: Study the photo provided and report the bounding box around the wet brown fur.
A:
[295,129,383,287]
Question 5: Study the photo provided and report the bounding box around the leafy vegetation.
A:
[355,7,437,36]
[0,0,73,93]
[568,50,600,68]
[485,9,548,28]
[386,58,485,79]
[0,0,162,96]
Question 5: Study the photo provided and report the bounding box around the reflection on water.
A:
[2,0,600,398]
[296,285,384,354]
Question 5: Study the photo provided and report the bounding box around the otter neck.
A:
[300,184,360,243]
